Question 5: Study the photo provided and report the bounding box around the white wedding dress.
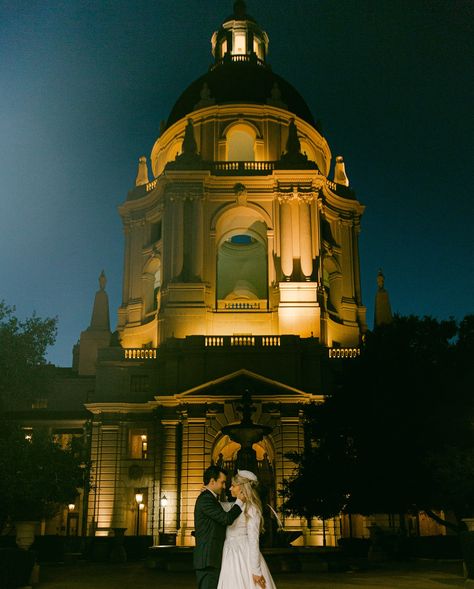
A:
[217,503,277,589]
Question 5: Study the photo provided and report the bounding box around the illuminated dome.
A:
[166,0,316,129]
[166,63,316,129]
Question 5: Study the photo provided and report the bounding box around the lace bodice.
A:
[221,503,262,575]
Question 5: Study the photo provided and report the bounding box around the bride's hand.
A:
[252,575,265,588]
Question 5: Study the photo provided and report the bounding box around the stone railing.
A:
[217,299,267,310]
[210,161,275,175]
[204,335,281,348]
[211,54,266,70]
[328,347,360,359]
[124,348,157,360]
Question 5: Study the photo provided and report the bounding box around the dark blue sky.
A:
[1,0,473,367]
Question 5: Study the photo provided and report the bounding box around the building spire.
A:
[334,156,350,187]
[135,156,149,187]
[89,271,111,331]
[182,118,198,155]
[374,269,393,327]
[233,0,247,19]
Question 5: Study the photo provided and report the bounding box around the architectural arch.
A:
[213,206,269,304]
[222,121,260,161]
[142,255,162,314]
[323,253,342,315]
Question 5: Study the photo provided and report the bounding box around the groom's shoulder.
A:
[196,489,213,504]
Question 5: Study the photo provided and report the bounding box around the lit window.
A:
[130,429,148,459]
[227,235,256,245]
[53,433,73,449]
[220,39,227,58]
[233,32,246,54]
[253,38,263,59]
[31,398,48,409]
[227,129,255,161]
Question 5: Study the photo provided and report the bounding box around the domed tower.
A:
[117,0,366,350]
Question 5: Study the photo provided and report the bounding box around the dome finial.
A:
[233,0,247,19]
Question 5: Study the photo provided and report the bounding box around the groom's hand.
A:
[252,575,265,588]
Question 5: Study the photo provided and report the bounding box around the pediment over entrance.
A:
[156,368,323,403]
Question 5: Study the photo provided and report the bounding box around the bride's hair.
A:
[232,473,264,534]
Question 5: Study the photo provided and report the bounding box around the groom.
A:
[193,465,244,589]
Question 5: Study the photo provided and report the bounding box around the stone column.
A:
[87,423,122,536]
[191,197,204,281]
[298,198,313,280]
[353,217,362,306]
[172,197,184,280]
[179,416,207,545]
[160,420,180,536]
[340,218,355,300]
[280,199,293,280]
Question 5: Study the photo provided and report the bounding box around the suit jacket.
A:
[193,490,242,570]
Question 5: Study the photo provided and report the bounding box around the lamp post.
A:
[160,494,168,539]
[135,492,143,536]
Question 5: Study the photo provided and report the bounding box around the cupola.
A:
[211,0,269,66]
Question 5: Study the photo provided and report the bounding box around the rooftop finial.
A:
[99,270,107,291]
[182,118,198,155]
[233,0,247,19]
[374,269,393,327]
[135,156,149,187]
[334,155,350,187]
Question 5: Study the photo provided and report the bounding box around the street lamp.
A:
[135,492,143,536]
[160,494,168,537]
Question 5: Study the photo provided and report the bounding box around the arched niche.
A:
[214,206,269,305]
[323,254,342,316]
[142,256,161,314]
[224,122,259,162]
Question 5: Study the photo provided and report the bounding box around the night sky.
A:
[1,0,473,367]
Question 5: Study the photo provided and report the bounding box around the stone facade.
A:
[14,2,448,548]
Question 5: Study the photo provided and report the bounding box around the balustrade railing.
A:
[328,347,360,359]
[204,335,280,348]
[124,348,157,360]
[210,161,275,175]
[211,54,266,70]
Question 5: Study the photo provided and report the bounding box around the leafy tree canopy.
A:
[280,315,474,528]
[0,422,88,531]
[0,301,57,408]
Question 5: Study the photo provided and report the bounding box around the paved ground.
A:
[36,560,467,589]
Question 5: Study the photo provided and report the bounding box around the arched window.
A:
[226,124,256,161]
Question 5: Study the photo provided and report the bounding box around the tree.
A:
[0,301,57,409]
[280,315,474,531]
[0,423,88,532]
[0,303,87,533]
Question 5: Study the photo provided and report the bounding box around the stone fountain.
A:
[221,390,273,473]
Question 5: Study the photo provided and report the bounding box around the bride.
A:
[217,470,277,589]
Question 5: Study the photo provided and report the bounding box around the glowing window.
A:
[233,32,246,54]
[227,234,256,245]
[253,38,263,59]
[130,429,148,459]
[220,39,227,58]
[227,128,255,161]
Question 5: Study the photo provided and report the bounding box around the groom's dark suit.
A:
[193,490,242,589]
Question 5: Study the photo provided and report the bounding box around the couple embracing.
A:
[193,465,277,589]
